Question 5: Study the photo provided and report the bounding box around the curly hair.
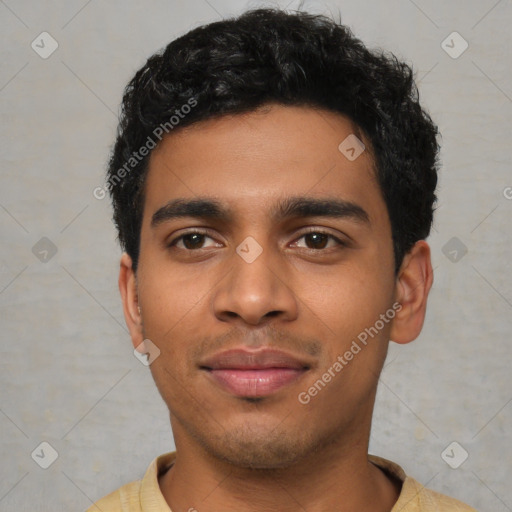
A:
[107,7,439,273]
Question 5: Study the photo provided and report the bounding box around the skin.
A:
[119,103,433,512]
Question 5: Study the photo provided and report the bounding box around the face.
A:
[120,104,430,469]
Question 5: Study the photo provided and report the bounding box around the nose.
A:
[212,239,299,326]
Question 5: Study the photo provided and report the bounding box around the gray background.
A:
[1,0,511,510]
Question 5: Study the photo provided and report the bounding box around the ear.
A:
[119,253,144,349]
[389,240,433,345]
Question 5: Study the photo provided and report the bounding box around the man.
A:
[89,8,477,512]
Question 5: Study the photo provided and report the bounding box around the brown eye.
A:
[181,233,206,250]
[293,230,345,250]
[168,231,220,250]
[303,232,329,249]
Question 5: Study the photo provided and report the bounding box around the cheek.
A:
[297,267,395,382]
[301,264,390,325]
[138,275,197,404]
[136,261,220,388]
[138,260,211,336]
[300,270,394,405]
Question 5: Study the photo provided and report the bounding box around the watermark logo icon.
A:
[338,134,365,161]
[503,187,512,200]
[236,236,263,263]
[31,32,59,59]
[441,441,468,469]
[32,237,58,263]
[134,339,161,366]
[31,441,58,469]
[442,237,467,263]
[441,32,468,59]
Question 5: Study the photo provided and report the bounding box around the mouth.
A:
[199,348,311,398]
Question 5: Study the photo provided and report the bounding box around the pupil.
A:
[184,233,203,249]
[307,233,327,249]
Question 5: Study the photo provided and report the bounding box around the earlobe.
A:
[389,241,433,345]
[119,253,144,348]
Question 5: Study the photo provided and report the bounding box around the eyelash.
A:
[167,228,347,251]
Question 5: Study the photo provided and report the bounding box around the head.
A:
[112,8,438,469]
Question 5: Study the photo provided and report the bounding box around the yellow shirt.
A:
[87,452,477,512]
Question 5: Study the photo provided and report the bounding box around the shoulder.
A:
[369,455,478,512]
[86,452,176,512]
[86,480,142,512]
[400,475,478,511]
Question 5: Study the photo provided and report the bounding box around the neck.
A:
[159,424,400,512]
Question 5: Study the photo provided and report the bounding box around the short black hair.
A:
[107,8,439,273]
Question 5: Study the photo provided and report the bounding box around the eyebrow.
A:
[151,196,370,228]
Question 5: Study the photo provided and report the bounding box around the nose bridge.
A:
[234,235,277,292]
[212,234,298,325]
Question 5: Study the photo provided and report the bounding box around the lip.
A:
[200,348,311,398]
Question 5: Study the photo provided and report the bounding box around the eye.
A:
[292,230,346,250]
[168,230,221,250]
[167,228,347,252]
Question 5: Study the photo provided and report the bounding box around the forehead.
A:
[143,104,385,225]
